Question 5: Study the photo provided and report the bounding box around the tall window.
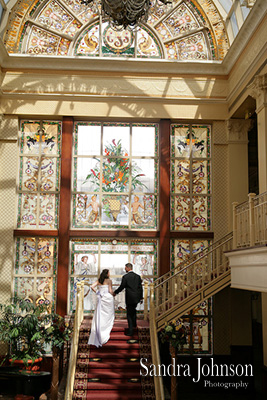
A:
[14,120,61,306]
[17,120,62,229]
[72,122,158,230]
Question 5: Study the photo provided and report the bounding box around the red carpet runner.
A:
[73,319,155,400]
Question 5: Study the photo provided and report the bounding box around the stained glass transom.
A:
[4,0,229,60]
[72,122,158,230]
[17,120,62,229]
[171,124,211,231]
[69,239,158,313]
[14,237,58,311]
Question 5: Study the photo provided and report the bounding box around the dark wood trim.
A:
[69,230,160,238]
[170,232,214,239]
[14,230,58,237]
[56,117,73,316]
[159,119,171,276]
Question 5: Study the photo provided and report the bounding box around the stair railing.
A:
[154,232,233,321]
[154,232,233,289]
[149,283,165,400]
[64,282,84,400]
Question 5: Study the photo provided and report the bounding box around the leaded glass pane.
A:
[176,32,208,60]
[171,124,211,231]
[73,122,158,229]
[20,121,41,154]
[131,194,156,229]
[39,194,58,229]
[19,156,39,191]
[132,159,155,192]
[73,194,100,228]
[132,126,155,156]
[18,120,61,229]
[14,237,58,310]
[74,23,100,56]
[172,160,190,194]
[75,157,100,192]
[171,239,210,270]
[17,193,38,228]
[136,26,161,58]
[75,124,101,156]
[192,196,210,231]
[171,125,190,158]
[37,0,81,37]
[192,125,210,158]
[192,160,210,195]
[102,195,129,228]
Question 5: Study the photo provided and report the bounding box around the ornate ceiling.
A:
[3,0,230,60]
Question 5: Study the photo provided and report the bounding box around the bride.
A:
[88,269,115,347]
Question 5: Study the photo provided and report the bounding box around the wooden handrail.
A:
[64,282,84,400]
[149,283,165,400]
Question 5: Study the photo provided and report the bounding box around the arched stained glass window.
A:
[4,0,229,60]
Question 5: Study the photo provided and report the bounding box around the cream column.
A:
[249,73,267,367]
[226,119,252,231]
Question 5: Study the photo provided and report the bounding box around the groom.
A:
[114,263,143,336]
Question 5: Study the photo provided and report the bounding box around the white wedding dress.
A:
[88,284,115,347]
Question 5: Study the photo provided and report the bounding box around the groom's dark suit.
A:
[114,270,143,335]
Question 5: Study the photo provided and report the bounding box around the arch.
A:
[3,0,230,60]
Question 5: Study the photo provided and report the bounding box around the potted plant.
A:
[0,297,72,398]
[0,297,49,368]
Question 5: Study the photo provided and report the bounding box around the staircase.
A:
[153,232,233,330]
[72,319,155,400]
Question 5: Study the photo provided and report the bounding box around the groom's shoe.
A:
[125,330,133,336]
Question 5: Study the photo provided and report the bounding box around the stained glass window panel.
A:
[73,194,100,228]
[20,121,41,155]
[131,194,157,229]
[75,157,100,192]
[101,195,129,228]
[103,125,130,155]
[192,160,210,195]
[17,193,38,228]
[171,239,211,270]
[192,196,210,231]
[171,125,190,158]
[73,122,158,229]
[171,124,211,231]
[172,160,190,194]
[14,237,57,310]
[191,125,210,158]
[69,239,158,313]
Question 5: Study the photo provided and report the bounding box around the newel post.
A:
[248,193,256,247]
[232,202,239,248]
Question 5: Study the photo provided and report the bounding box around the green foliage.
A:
[0,297,72,366]
[159,319,187,349]
[83,139,147,193]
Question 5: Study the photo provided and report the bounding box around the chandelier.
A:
[81,0,172,30]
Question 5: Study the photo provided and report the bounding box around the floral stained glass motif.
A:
[14,237,58,310]
[8,0,229,60]
[72,122,158,229]
[171,124,211,231]
[69,239,158,313]
[177,299,212,355]
[171,239,211,270]
[17,120,62,229]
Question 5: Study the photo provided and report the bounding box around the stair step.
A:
[73,389,142,399]
[76,359,140,369]
[89,350,140,358]
[74,378,141,390]
[75,369,140,379]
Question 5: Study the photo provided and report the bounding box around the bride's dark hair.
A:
[99,269,109,284]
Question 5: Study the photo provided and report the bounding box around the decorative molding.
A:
[248,73,267,113]
[226,119,253,143]
[1,72,228,100]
